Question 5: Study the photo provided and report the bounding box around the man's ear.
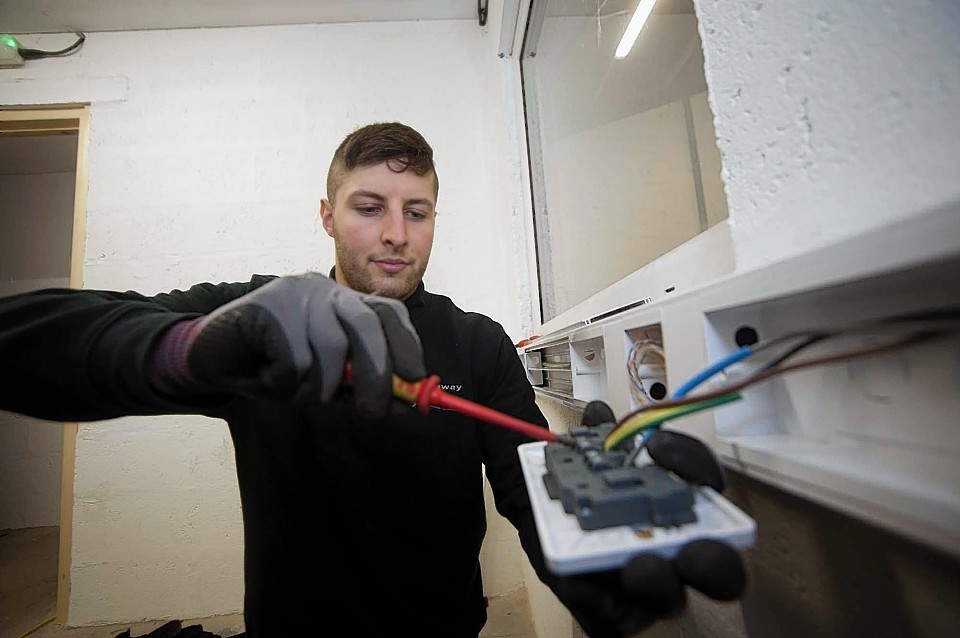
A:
[319,198,335,237]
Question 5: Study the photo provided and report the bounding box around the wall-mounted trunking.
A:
[521,202,960,557]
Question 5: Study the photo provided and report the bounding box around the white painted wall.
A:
[695,0,960,272]
[0,19,529,626]
[0,165,75,530]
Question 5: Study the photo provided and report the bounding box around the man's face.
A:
[320,161,437,300]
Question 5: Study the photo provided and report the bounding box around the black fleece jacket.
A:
[0,275,552,637]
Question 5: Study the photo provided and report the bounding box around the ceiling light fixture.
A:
[615,0,658,60]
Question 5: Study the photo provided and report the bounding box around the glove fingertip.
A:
[581,400,617,428]
[353,382,391,420]
[317,351,348,403]
[675,540,747,601]
[621,553,686,616]
[365,299,425,381]
[394,356,427,383]
[348,352,393,420]
[646,430,727,492]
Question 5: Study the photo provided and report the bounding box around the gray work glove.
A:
[152,273,425,418]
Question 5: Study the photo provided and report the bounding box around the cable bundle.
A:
[626,338,666,405]
[605,310,960,451]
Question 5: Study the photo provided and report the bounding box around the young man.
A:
[0,123,744,637]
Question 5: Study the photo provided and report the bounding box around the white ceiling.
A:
[552,0,693,17]
[0,0,700,34]
[0,0,480,34]
[0,1,695,35]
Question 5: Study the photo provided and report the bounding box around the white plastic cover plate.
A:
[518,440,758,576]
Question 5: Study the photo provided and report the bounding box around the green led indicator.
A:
[1,35,19,50]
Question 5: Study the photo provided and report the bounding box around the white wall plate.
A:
[518,440,757,576]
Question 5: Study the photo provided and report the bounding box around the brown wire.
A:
[615,330,945,426]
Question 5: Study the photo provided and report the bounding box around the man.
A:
[0,122,744,637]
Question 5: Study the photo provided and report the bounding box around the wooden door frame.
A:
[0,104,90,625]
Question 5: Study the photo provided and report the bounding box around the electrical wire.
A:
[703,330,941,400]
[604,393,742,451]
[611,334,813,450]
[621,311,960,421]
[671,346,753,399]
[19,32,85,60]
[604,312,960,452]
[616,329,945,434]
[667,333,824,401]
[752,332,829,373]
[626,339,665,405]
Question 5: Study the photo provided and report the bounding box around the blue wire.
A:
[672,346,753,398]
[630,345,752,449]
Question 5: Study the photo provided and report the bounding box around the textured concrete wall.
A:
[695,0,960,272]
[726,471,960,638]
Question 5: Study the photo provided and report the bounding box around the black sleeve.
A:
[147,275,276,313]
[473,320,556,584]
[0,275,275,422]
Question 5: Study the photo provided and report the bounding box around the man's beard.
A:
[335,244,427,301]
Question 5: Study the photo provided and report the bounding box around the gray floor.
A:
[1,526,535,638]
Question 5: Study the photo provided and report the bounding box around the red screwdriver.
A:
[344,364,564,444]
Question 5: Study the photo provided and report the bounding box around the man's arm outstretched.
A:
[0,273,425,422]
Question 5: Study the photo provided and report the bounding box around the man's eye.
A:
[406,210,427,220]
[358,206,382,215]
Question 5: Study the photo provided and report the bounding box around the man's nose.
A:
[381,208,408,246]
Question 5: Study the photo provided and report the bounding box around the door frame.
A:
[0,104,90,624]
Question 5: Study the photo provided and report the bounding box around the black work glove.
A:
[540,402,748,638]
[545,536,745,637]
[151,273,425,418]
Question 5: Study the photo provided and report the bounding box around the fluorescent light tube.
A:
[615,0,658,59]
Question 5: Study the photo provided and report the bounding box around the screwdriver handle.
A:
[391,373,441,415]
[343,362,438,414]
[343,363,561,443]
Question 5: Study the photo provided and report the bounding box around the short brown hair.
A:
[326,122,438,204]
